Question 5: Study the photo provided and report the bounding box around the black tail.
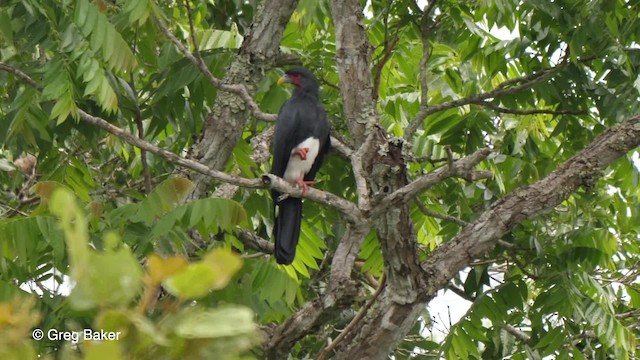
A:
[274,196,302,265]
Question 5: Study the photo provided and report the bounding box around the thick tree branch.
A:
[265,223,370,359]
[330,0,377,143]
[368,147,492,218]
[422,113,640,303]
[75,109,362,223]
[333,115,640,358]
[178,0,297,200]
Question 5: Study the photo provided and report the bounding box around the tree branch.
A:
[503,324,531,343]
[368,147,492,218]
[405,64,563,138]
[422,113,640,303]
[417,0,439,109]
[317,275,387,360]
[171,0,297,201]
[153,16,278,122]
[265,222,370,359]
[371,1,400,104]
[75,108,362,223]
[0,62,40,89]
[475,100,588,116]
[235,228,273,254]
[331,114,640,357]
[413,198,468,226]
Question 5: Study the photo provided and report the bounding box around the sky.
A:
[21,0,640,351]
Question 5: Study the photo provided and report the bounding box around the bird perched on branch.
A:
[271,67,330,265]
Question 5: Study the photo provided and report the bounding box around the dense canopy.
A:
[0,0,639,359]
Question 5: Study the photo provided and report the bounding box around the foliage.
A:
[0,0,639,359]
[0,183,257,360]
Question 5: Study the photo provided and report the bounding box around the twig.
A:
[616,309,640,320]
[371,2,400,103]
[182,0,201,59]
[445,284,474,301]
[318,75,341,91]
[413,198,468,226]
[405,63,564,138]
[0,62,40,89]
[129,68,152,193]
[445,145,454,169]
[2,62,363,225]
[475,101,587,116]
[503,324,531,343]
[316,275,387,360]
[417,0,439,106]
[498,240,540,280]
[153,17,277,122]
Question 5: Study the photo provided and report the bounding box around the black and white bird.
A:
[271,67,330,265]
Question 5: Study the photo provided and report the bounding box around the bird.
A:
[271,67,330,265]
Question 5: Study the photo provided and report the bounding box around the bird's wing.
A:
[272,99,300,178]
[304,105,330,181]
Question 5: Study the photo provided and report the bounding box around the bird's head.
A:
[277,67,320,96]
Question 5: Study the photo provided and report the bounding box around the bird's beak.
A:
[277,74,290,86]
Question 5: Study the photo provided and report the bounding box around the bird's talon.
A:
[295,179,316,196]
[292,147,310,160]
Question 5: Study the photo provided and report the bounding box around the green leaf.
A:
[534,327,564,352]
[174,305,256,339]
[135,177,194,224]
[74,0,137,72]
[163,262,218,299]
[123,0,152,25]
[49,188,90,270]
[163,248,242,299]
[50,188,143,309]
[69,244,144,309]
[84,339,123,360]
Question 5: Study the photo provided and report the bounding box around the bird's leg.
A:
[295,178,316,195]
[292,147,309,160]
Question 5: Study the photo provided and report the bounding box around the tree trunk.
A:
[184,0,299,200]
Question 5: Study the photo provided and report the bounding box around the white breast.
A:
[283,137,320,183]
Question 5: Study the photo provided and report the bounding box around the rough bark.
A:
[422,114,640,294]
[322,1,429,358]
[264,223,370,359]
[74,66,640,360]
[184,0,298,200]
[334,115,640,358]
[330,0,376,144]
[41,1,640,357]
